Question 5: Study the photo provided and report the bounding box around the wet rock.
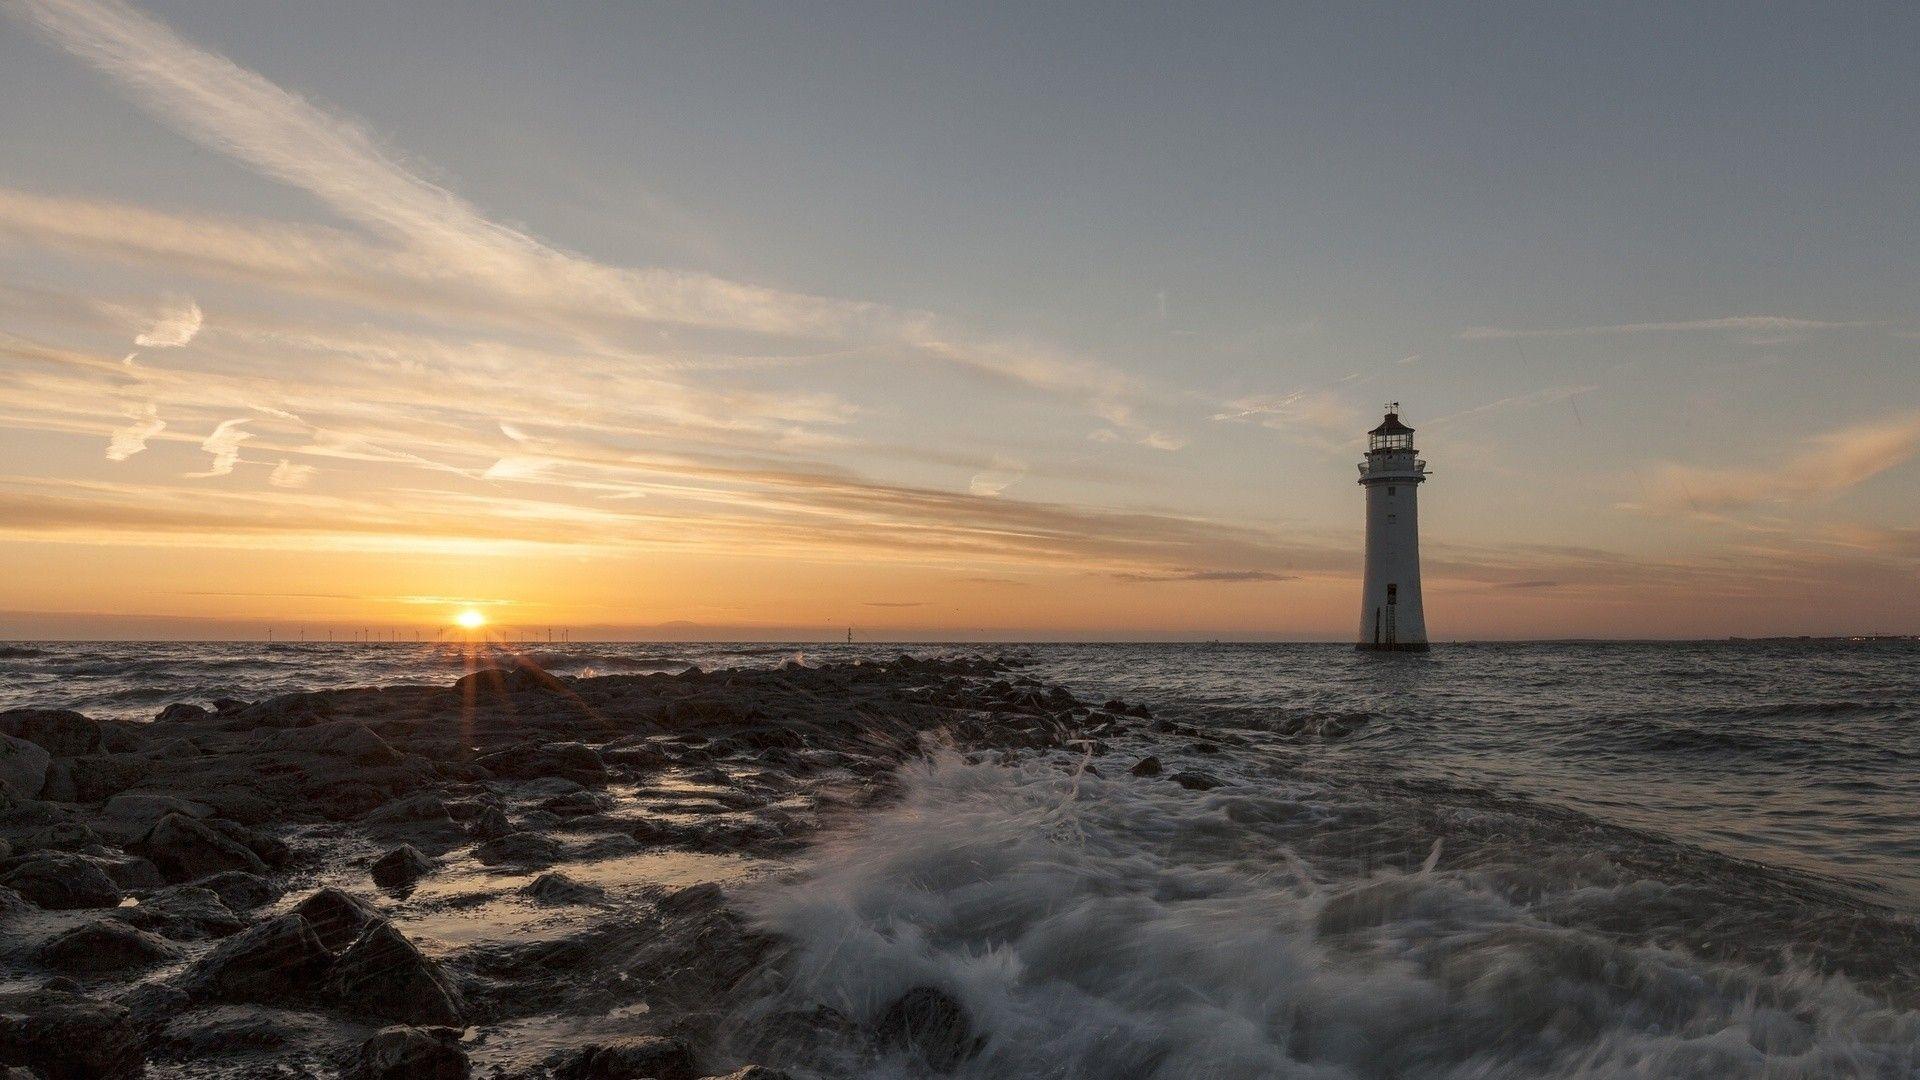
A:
[3,822,101,854]
[541,789,615,817]
[103,792,214,827]
[475,741,607,785]
[268,721,402,766]
[473,830,560,866]
[39,919,183,973]
[554,1036,697,1080]
[1170,770,1222,791]
[1,708,140,756]
[370,843,434,890]
[180,913,332,1002]
[158,1004,303,1057]
[662,695,743,726]
[1129,755,1163,777]
[466,805,513,840]
[190,869,280,912]
[9,996,145,1080]
[115,885,245,940]
[699,1069,795,1080]
[290,887,384,953]
[522,871,606,905]
[362,792,451,825]
[0,733,49,799]
[0,851,121,909]
[153,702,209,723]
[0,886,28,916]
[114,981,190,1034]
[206,818,291,868]
[137,813,268,881]
[348,1025,470,1080]
[874,986,982,1070]
[325,921,466,1026]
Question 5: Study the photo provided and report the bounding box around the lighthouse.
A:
[1356,404,1430,651]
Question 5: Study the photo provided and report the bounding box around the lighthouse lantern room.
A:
[1356,404,1430,651]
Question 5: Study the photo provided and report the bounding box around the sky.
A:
[0,0,1915,641]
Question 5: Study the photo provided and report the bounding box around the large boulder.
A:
[7,996,146,1080]
[137,813,268,881]
[114,885,246,940]
[0,708,141,756]
[0,734,49,799]
[554,1037,697,1080]
[0,852,122,909]
[103,792,215,828]
[348,1025,470,1080]
[370,844,433,890]
[326,921,465,1026]
[266,721,402,766]
[189,870,281,913]
[874,986,982,1070]
[39,920,183,973]
[289,887,384,954]
[474,741,607,785]
[473,831,560,867]
[180,913,332,1002]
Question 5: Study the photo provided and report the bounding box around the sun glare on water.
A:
[454,609,487,630]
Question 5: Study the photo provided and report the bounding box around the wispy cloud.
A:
[1637,410,1920,514]
[132,294,201,349]
[1458,316,1873,340]
[267,459,316,488]
[188,418,251,477]
[1111,569,1295,583]
[104,401,163,460]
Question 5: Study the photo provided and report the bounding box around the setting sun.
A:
[454,609,486,630]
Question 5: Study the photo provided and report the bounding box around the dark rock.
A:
[3,822,101,854]
[1170,770,1222,791]
[114,981,190,1033]
[153,702,209,723]
[211,698,247,713]
[657,881,724,918]
[1192,741,1220,754]
[189,870,280,912]
[698,1069,795,1080]
[269,721,401,765]
[137,813,268,882]
[474,741,607,785]
[290,887,385,954]
[473,830,560,866]
[1129,755,1163,777]
[157,1005,301,1056]
[39,919,182,973]
[349,1025,470,1080]
[662,695,743,726]
[522,872,606,905]
[874,986,982,1070]
[180,913,332,1001]
[466,805,512,840]
[540,789,614,817]
[115,885,245,940]
[0,733,49,799]
[325,921,465,1026]
[206,818,291,867]
[0,852,121,909]
[103,792,213,827]
[10,997,145,1080]
[370,844,433,890]
[362,793,451,825]
[1,708,139,756]
[554,1036,697,1080]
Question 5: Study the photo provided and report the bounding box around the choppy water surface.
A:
[4,639,1918,1077]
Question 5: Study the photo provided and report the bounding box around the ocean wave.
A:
[0,645,48,659]
[737,753,1920,1078]
[517,650,692,673]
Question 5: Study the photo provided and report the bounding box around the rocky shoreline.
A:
[0,654,1179,1078]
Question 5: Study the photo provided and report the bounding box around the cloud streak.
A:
[1458,316,1873,340]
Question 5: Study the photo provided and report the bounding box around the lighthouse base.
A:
[1355,642,1430,653]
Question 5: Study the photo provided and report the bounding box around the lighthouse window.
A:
[1387,487,1396,495]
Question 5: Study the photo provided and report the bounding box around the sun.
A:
[454,609,487,631]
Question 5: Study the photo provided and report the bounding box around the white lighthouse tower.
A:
[1356,404,1430,651]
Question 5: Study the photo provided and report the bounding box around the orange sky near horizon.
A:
[1,1,1916,641]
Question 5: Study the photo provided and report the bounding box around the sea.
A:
[3,638,1917,1076]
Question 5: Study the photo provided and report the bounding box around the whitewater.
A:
[2,638,1915,1077]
